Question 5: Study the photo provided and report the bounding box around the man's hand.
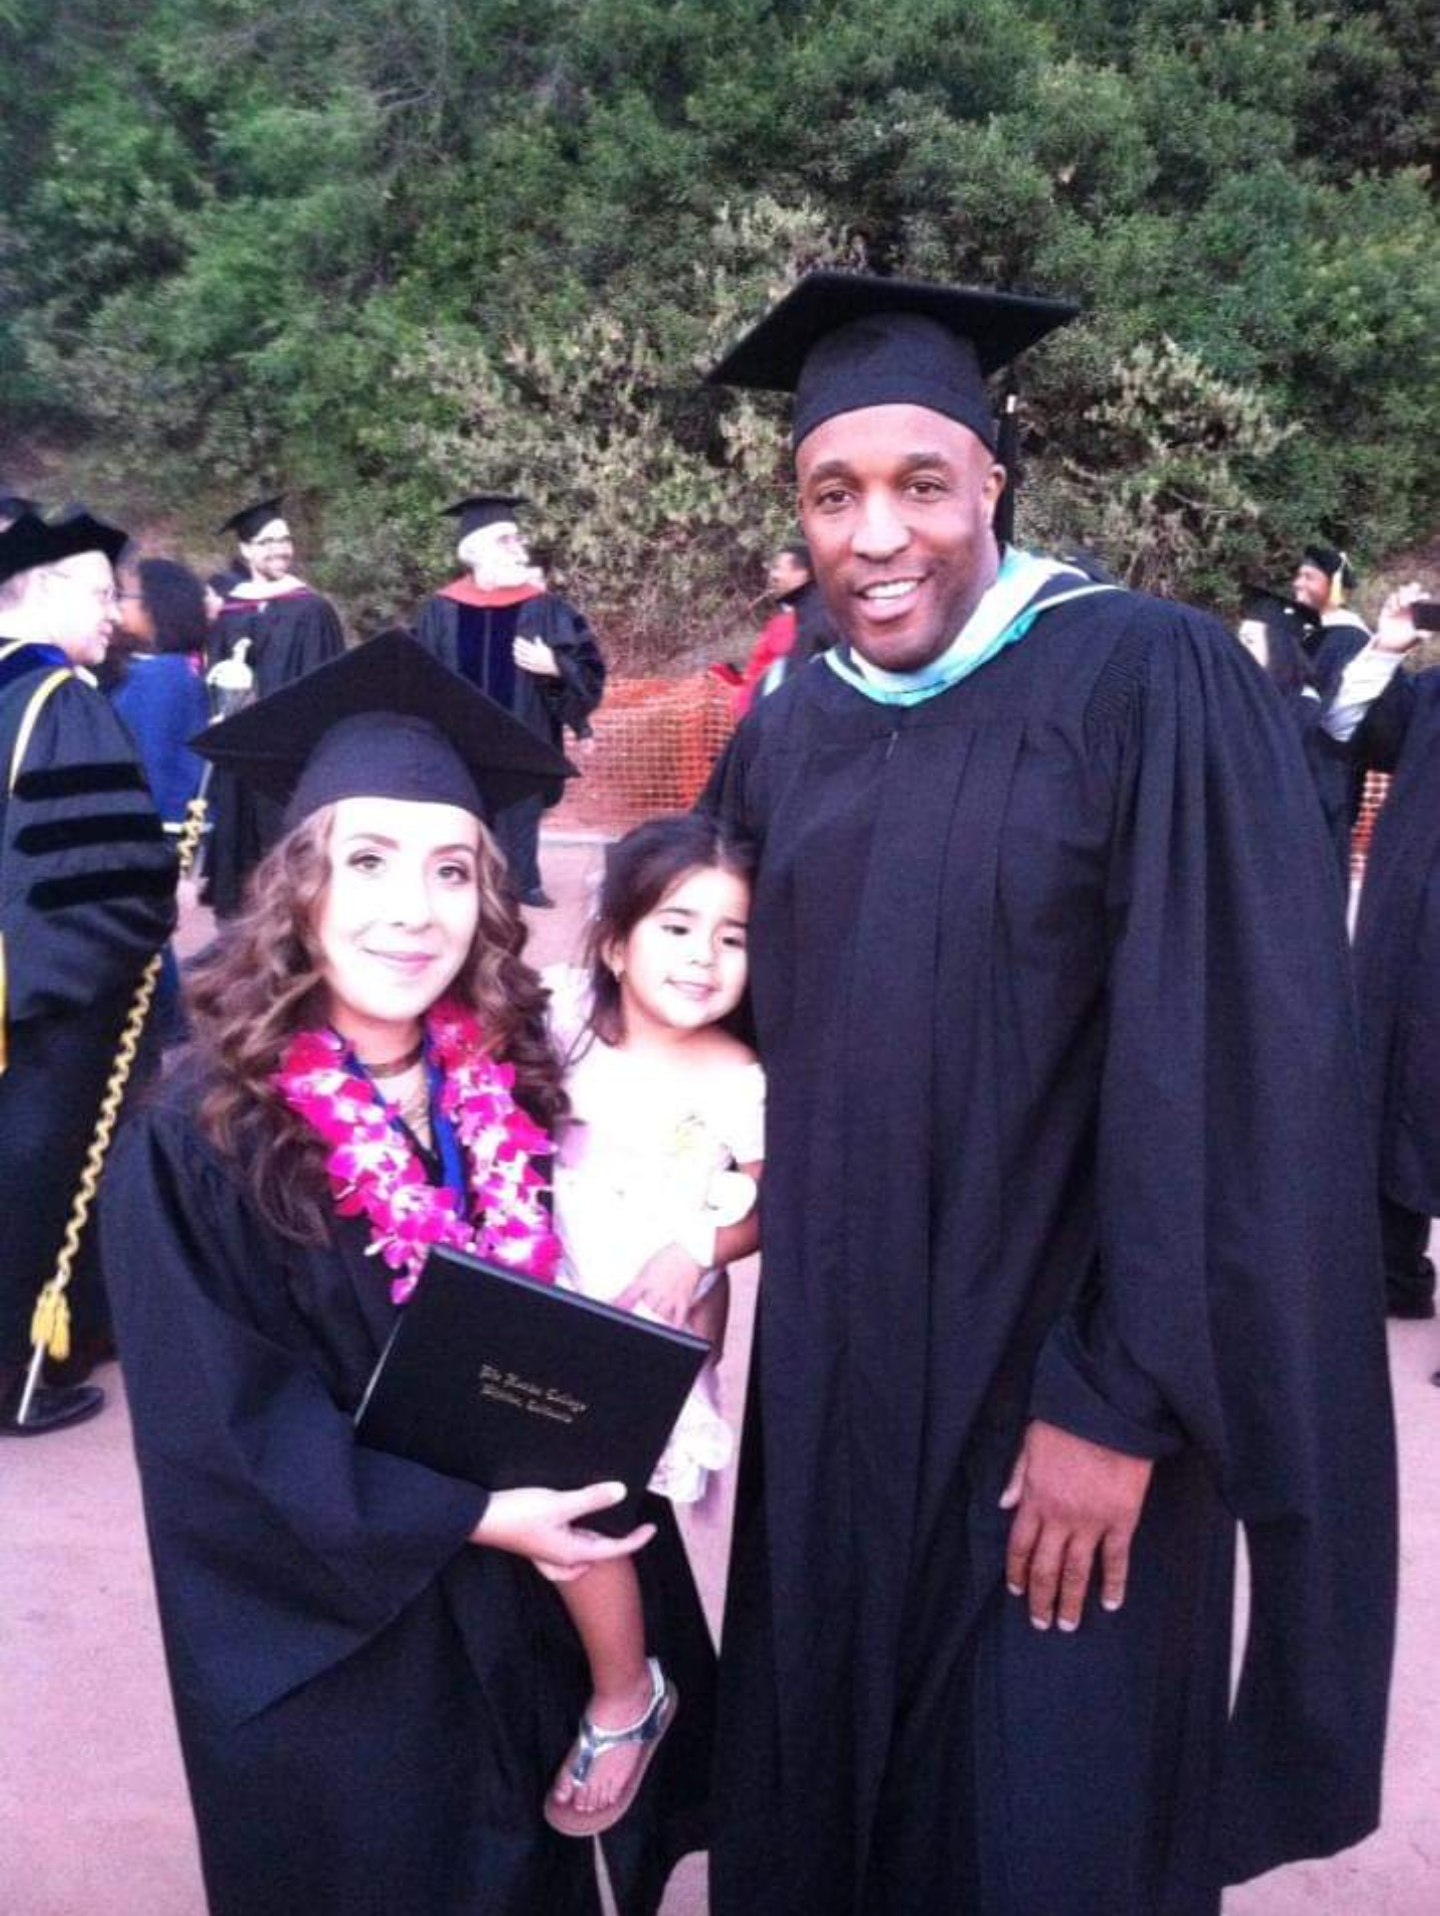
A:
[1372,581,1427,656]
[513,636,560,677]
[613,1242,705,1327]
[1000,1419,1153,1633]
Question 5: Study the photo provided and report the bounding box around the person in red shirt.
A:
[735,541,834,717]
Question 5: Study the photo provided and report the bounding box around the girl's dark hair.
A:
[583,814,755,1048]
[139,557,208,654]
[776,539,812,572]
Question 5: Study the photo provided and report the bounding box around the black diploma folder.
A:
[354,1245,709,1536]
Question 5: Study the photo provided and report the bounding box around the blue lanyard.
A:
[337,1036,469,1217]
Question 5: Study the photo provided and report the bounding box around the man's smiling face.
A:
[796,404,1005,674]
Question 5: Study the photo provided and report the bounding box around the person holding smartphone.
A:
[1327,584,1440,1322]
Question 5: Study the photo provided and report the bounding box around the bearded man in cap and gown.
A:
[698,272,1395,1916]
[414,495,605,908]
[204,495,345,916]
[0,509,177,1433]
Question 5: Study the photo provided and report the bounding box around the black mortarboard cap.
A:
[217,495,287,543]
[1242,584,1322,636]
[1301,544,1356,588]
[191,628,572,827]
[706,270,1080,451]
[442,494,528,539]
[0,508,130,586]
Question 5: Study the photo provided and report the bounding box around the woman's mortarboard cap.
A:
[705,270,1080,451]
[1241,583,1321,637]
[443,494,529,539]
[217,496,288,543]
[0,508,130,585]
[191,628,572,826]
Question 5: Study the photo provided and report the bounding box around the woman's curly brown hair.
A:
[182,804,566,1244]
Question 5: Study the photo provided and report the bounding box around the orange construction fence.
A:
[548,673,738,835]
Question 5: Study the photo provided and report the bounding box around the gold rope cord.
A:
[22,793,209,1392]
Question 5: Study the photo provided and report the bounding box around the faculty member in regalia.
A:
[100,632,712,1916]
[699,272,1396,1916]
[204,494,346,915]
[415,494,605,906]
[0,509,177,1433]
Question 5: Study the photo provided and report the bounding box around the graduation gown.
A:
[414,583,606,759]
[0,642,177,1356]
[204,587,345,916]
[100,1074,714,1916]
[1352,665,1440,1213]
[700,590,1395,1916]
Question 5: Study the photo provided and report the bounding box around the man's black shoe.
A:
[0,1374,106,1436]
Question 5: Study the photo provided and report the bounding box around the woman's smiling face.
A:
[314,795,482,1050]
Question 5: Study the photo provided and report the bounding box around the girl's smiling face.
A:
[314,795,482,1054]
[610,864,750,1040]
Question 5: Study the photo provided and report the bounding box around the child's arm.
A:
[614,1160,762,1328]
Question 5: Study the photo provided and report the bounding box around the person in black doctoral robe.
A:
[100,633,712,1916]
[1331,584,1440,1321]
[0,509,177,1433]
[698,272,1396,1916]
[415,493,605,906]
[204,494,346,916]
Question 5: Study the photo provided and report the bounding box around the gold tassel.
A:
[30,1283,71,1362]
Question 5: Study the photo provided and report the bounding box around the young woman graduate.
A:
[100,632,714,1916]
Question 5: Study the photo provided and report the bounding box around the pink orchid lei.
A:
[273,999,561,1304]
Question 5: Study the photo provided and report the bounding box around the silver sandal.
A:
[544,1655,678,1838]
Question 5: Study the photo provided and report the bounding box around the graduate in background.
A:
[0,510,177,1433]
[700,272,1395,1916]
[1292,542,1372,697]
[100,632,712,1915]
[1323,583,1440,1321]
[415,494,605,908]
[205,495,345,916]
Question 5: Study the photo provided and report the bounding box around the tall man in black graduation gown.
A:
[0,511,177,1432]
[699,274,1396,1916]
[414,495,605,906]
[205,495,345,916]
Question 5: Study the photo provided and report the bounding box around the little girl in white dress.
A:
[540,815,763,1839]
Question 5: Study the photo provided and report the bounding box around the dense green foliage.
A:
[1,0,1435,660]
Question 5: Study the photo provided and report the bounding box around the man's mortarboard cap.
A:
[217,496,287,543]
[443,494,529,539]
[706,270,1080,451]
[0,508,130,586]
[191,628,572,827]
